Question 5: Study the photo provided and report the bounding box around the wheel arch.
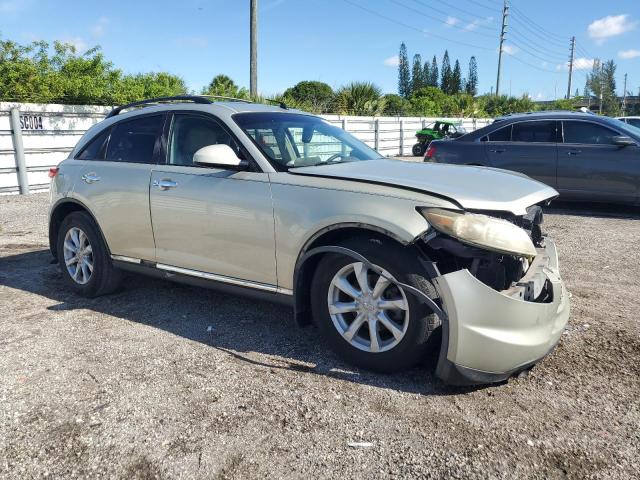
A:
[49,198,110,260]
[292,223,416,326]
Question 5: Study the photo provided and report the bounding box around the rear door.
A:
[483,120,558,187]
[557,120,639,203]
[149,112,277,286]
[72,114,165,261]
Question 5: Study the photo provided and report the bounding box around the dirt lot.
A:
[1,193,639,479]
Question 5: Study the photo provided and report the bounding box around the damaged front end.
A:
[419,205,570,385]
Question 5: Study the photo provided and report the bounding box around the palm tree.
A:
[201,74,248,98]
[336,82,385,116]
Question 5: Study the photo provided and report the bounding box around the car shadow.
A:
[546,201,640,219]
[0,249,475,397]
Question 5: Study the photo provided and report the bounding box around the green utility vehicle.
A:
[412,120,467,156]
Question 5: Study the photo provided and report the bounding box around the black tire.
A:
[411,142,425,156]
[56,211,122,297]
[310,236,440,373]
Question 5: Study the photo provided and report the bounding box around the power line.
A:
[408,0,497,32]
[508,26,570,61]
[507,38,568,65]
[463,0,501,12]
[503,51,565,75]
[341,0,495,51]
[509,14,568,49]
[509,5,567,43]
[389,0,496,39]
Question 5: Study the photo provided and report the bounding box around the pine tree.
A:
[429,56,439,88]
[422,61,430,89]
[441,50,452,94]
[465,56,478,96]
[451,59,462,94]
[411,54,424,92]
[398,42,411,98]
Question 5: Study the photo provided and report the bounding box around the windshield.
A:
[233,112,382,170]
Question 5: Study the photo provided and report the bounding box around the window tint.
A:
[563,121,618,145]
[169,114,239,166]
[624,118,640,129]
[105,115,164,164]
[245,128,283,161]
[487,125,511,141]
[512,121,557,143]
[77,128,110,160]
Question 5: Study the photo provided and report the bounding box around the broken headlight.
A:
[420,208,537,258]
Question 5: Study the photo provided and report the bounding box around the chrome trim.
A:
[156,263,293,295]
[111,255,142,264]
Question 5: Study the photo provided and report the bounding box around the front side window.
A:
[168,114,240,166]
[512,121,557,143]
[233,112,382,170]
[562,121,618,145]
[105,115,164,164]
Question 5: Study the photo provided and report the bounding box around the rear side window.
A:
[512,121,557,143]
[106,115,164,164]
[487,125,511,141]
[562,121,618,145]
[76,128,110,160]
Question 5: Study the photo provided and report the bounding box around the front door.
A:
[557,120,639,203]
[149,113,277,286]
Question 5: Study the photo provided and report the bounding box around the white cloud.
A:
[465,16,494,31]
[90,16,109,37]
[60,37,87,52]
[384,55,400,67]
[587,14,637,43]
[556,57,594,71]
[619,49,640,59]
[501,44,518,55]
[445,16,459,27]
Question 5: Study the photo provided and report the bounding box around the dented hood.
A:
[290,159,558,216]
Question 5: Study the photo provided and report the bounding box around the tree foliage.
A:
[428,56,439,88]
[335,82,385,116]
[451,60,462,96]
[465,56,478,96]
[411,54,424,93]
[0,38,187,104]
[398,42,411,98]
[281,80,335,113]
[440,50,452,94]
[201,74,248,98]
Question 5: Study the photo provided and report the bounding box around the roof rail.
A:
[199,95,253,103]
[105,95,213,118]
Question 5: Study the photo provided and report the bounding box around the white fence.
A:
[0,102,493,194]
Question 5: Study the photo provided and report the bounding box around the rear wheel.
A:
[412,142,425,156]
[56,211,121,297]
[310,236,440,373]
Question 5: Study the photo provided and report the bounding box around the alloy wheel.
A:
[327,262,409,353]
[63,227,94,285]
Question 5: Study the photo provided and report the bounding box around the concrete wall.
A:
[0,102,493,194]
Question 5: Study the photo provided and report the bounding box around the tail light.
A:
[48,167,59,178]
[425,144,436,160]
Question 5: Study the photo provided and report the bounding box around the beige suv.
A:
[48,96,569,385]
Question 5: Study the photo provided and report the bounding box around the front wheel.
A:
[412,143,425,156]
[310,237,440,373]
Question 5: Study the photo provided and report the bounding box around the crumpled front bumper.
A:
[434,238,569,386]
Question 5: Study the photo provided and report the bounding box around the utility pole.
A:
[250,0,258,98]
[566,36,575,99]
[599,73,604,115]
[622,74,628,115]
[495,0,509,96]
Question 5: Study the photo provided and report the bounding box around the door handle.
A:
[81,172,100,184]
[153,179,178,190]
[567,150,581,155]
[489,148,506,153]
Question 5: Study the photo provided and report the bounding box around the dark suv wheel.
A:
[56,211,121,297]
[310,236,440,373]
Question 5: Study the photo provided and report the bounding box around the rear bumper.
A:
[434,238,569,386]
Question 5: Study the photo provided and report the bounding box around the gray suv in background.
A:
[427,112,640,205]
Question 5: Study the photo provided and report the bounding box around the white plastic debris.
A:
[348,442,373,448]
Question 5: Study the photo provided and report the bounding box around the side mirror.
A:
[612,136,637,147]
[193,144,247,169]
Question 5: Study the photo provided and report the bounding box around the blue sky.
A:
[1,0,639,100]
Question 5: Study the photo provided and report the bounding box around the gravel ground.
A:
[1,193,639,479]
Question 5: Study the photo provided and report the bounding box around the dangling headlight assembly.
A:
[419,208,537,258]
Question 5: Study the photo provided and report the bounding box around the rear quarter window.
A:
[76,128,110,160]
[105,115,164,164]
